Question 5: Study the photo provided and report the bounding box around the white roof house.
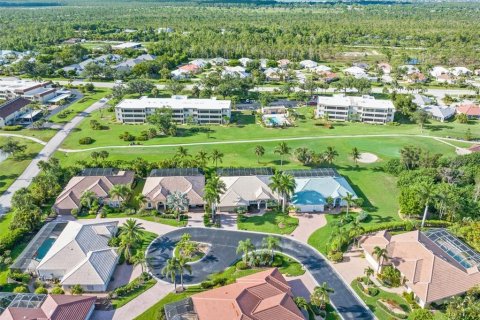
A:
[114,54,155,72]
[451,67,472,76]
[209,57,228,65]
[222,66,249,78]
[412,94,434,107]
[36,221,118,292]
[238,58,252,67]
[421,105,456,122]
[299,60,318,69]
[218,175,278,211]
[344,66,366,77]
[430,66,450,78]
[190,59,208,67]
[313,65,332,73]
[116,96,231,111]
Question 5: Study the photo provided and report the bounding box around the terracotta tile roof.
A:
[457,104,480,116]
[191,268,305,320]
[0,295,95,320]
[0,97,30,119]
[53,170,134,212]
[361,231,480,304]
[179,64,200,72]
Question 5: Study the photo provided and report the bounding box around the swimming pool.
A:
[263,114,289,127]
[35,238,56,261]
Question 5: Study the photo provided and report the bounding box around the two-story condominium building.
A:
[115,96,231,124]
[316,94,395,124]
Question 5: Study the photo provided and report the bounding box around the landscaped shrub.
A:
[379,266,402,287]
[368,287,379,296]
[212,277,227,287]
[8,271,31,284]
[236,261,248,270]
[327,251,343,262]
[200,281,214,289]
[1,125,23,131]
[79,137,94,145]
[34,287,48,294]
[13,286,29,293]
[51,286,65,294]
[403,291,420,309]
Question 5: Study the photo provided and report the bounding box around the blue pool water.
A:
[35,238,56,260]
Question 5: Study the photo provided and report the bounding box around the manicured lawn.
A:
[60,106,480,150]
[0,137,43,195]
[274,253,305,276]
[49,88,111,123]
[237,211,299,235]
[351,279,411,320]
[111,277,157,309]
[3,128,58,142]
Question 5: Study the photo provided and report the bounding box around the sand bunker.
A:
[357,152,378,163]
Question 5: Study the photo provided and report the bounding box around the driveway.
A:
[0,99,108,215]
[146,228,373,320]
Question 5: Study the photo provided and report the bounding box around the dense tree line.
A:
[0,3,479,65]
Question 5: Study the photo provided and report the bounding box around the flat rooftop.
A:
[0,78,49,93]
[318,94,395,110]
[116,96,231,110]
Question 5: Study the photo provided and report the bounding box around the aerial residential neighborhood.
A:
[0,1,479,320]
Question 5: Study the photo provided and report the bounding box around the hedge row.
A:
[0,228,27,252]
[363,220,451,234]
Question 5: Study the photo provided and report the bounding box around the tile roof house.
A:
[450,67,472,77]
[406,72,427,83]
[299,60,318,69]
[53,169,134,214]
[377,62,392,74]
[456,103,480,119]
[0,294,96,320]
[114,54,155,72]
[0,97,30,128]
[239,57,252,67]
[277,59,290,68]
[36,221,118,292]
[218,173,278,212]
[165,268,305,320]
[361,230,480,307]
[142,169,205,211]
[421,105,456,122]
[290,175,357,212]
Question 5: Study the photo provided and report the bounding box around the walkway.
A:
[0,99,108,215]
[146,227,374,320]
[290,213,327,243]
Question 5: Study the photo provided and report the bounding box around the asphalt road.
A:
[146,227,374,320]
[0,99,108,215]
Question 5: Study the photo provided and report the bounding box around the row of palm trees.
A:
[236,236,280,265]
[256,142,362,167]
[162,256,192,292]
[80,184,133,212]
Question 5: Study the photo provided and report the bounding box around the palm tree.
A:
[324,146,339,165]
[118,235,136,263]
[268,171,283,208]
[364,266,374,286]
[342,193,355,218]
[162,257,179,292]
[254,145,265,164]
[349,220,365,247]
[177,256,192,290]
[80,190,96,209]
[210,149,224,167]
[109,184,132,208]
[176,146,189,159]
[373,246,388,273]
[311,282,334,310]
[263,236,280,262]
[294,296,309,313]
[203,173,226,217]
[351,147,361,165]
[195,150,209,167]
[166,192,190,221]
[417,182,435,228]
[279,173,296,212]
[274,142,291,167]
[133,251,146,274]
[120,219,145,243]
[236,238,255,263]
[135,193,148,210]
